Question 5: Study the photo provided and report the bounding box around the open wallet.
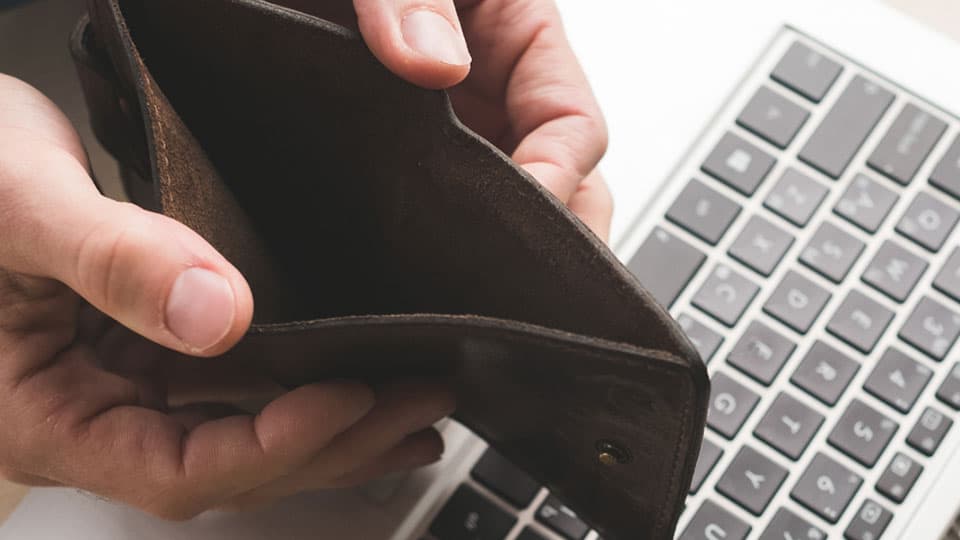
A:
[69,0,709,538]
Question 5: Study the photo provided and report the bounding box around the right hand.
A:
[0,73,455,519]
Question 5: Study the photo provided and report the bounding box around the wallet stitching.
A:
[657,376,693,537]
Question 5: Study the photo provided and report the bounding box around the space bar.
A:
[799,75,894,179]
[627,227,706,308]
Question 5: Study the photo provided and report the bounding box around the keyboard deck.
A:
[418,27,960,540]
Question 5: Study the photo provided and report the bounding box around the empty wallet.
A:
[69,0,709,538]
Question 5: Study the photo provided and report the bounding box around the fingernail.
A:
[401,9,471,66]
[165,267,236,351]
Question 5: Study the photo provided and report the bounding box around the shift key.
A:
[627,227,706,308]
[800,76,894,179]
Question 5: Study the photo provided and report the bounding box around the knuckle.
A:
[73,209,153,314]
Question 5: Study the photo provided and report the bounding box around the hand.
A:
[350,0,613,240]
[0,74,454,519]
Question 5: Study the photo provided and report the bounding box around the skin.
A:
[0,0,610,520]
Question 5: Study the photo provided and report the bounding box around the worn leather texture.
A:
[71,1,710,538]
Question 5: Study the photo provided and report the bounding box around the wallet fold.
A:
[71,1,710,537]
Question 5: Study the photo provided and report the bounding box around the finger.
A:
[235,379,454,499]
[353,0,471,89]
[0,146,253,357]
[566,169,613,242]
[0,467,60,488]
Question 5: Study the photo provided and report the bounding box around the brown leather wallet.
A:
[70,1,709,538]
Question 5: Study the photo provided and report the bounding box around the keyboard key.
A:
[899,296,960,360]
[759,508,826,540]
[536,496,588,540]
[799,221,866,283]
[764,167,829,227]
[666,179,743,245]
[679,500,751,540]
[907,406,953,456]
[844,499,892,540]
[828,398,899,467]
[701,132,777,196]
[627,227,706,308]
[430,485,516,540]
[791,340,860,406]
[690,439,723,494]
[937,363,960,410]
[770,41,843,102]
[791,452,863,524]
[863,347,932,413]
[736,86,810,148]
[876,452,923,503]
[931,135,960,200]
[692,264,760,327]
[826,289,894,354]
[934,247,960,304]
[728,215,795,276]
[868,103,948,185]
[471,449,540,508]
[862,240,928,302]
[834,173,900,234]
[896,191,960,252]
[763,270,831,334]
[799,76,895,179]
[716,445,788,515]
[754,392,825,460]
[677,314,724,363]
[708,372,761,439]
[727,321,796,385]
[516,528,547,540]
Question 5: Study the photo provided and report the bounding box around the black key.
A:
[799,221,866,283]
[666,179,743,245]
[828,398,899,467]
[536,496,588,540]
[627,227,706,308]
[933,247,960,303]
[764,167,829,227]
[727,321,796,385]
[791,340,860,406]
[937,363,960,410]
[759,508,826,540]
[708,372,761,439]
[835,173,900,234]
[862,240,928,302]
[471,449,540,508]
[826,289,894,354]
[690,439,723,494]
[771,41,843,102]
[754,392,825,460]
[907,406,953,456]
[763,270,831,334]
[931,135,960,200]
[430,485,516,540]
[799,76,895,179]
[728,215,795,276]
[692,264,760,327]
[736,86,810,148]
[844,499,892,540]
[516,528,547,540]
[868,103,948,185]
[677,314,724,363]
[701,132,777,196]
[678,500,751,540]
[715,445,788,516]
[791,452,863,524]
[896,191,960,252]
[876,452,923,503]
[899,296,960,360]
[863,347,932,413]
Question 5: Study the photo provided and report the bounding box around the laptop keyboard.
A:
[419,29,960,540]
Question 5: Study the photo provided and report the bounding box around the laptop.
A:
[3,0,960,539]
